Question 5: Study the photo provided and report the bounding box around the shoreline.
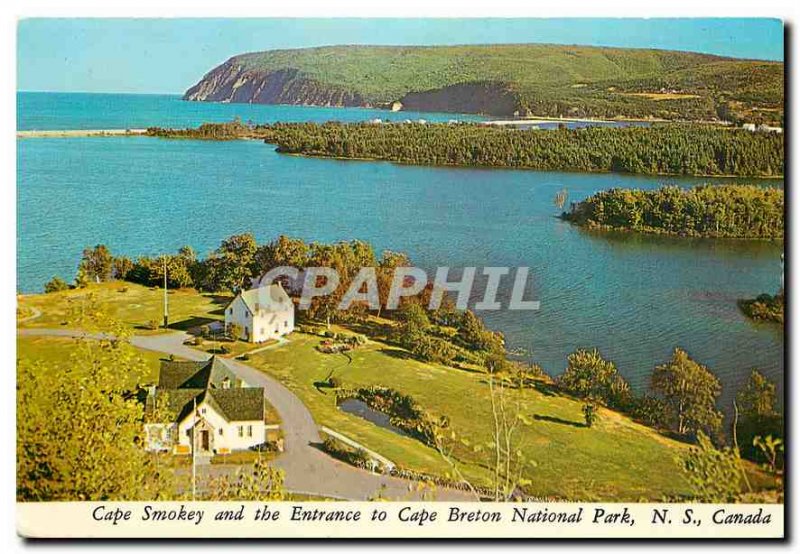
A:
[17,129,147,138]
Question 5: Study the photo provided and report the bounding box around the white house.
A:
[145,357,268,455]
[225,283,294,343]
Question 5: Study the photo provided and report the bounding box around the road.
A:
[18,327,475,501]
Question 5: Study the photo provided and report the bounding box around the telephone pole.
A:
[163,256,169,329]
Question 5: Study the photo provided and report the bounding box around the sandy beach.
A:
[17,129,147,138]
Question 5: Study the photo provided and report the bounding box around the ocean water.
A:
[17,92,784,406]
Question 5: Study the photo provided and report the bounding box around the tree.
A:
[737,369,777,419]
[558,348,629,410]
[17,304,174,501]
[394,301,430,346]
[650,348,723,438]
[735,370,782,462]
[679,432,745,503]
[376,250,411,317]
[206,457,286,500]
[254,235,309,286]
[199,233,259,292]
[44,276,70,293]
[78,244,114,283]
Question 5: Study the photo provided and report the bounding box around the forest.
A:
[562,184,784,239]
[244,122,784,178]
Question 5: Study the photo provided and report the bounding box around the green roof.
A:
[158,357,239,390]
[207,388,264,421]
[151,357,265,423]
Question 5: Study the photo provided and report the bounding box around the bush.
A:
[328,376,343,389]
[582,403,598,428]
[146,319,160,331]
[44,276,70,294]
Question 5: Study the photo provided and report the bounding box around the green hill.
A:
[184,44,783,123]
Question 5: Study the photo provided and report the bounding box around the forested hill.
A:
[184,44,783,123]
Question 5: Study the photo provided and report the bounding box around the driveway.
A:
[18,328,476,501]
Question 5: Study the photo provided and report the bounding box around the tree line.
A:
[241,122,784,178]
[563,184,784,239]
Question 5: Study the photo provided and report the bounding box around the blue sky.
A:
[18,18,784,94]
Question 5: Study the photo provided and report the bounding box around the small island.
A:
[561,184,784,239]
[739,292,785,324]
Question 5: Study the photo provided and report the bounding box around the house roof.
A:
[206,388,264,421]
[151,356,265,423]
[158,357,238,390]
[236,283,291,314]
[149,387,264,424]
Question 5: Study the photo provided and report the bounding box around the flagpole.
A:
[163,257,169,329]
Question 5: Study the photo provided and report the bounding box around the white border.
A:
[3,1,796,552]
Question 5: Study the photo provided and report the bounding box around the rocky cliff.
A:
[184,62,522,115]
[184,61,367,107]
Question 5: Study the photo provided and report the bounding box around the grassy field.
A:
[247,329,718,501]
[17,282,229,331]
[17,335,170,385]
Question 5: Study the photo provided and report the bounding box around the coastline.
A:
[17,129,147,138]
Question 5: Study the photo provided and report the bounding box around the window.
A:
[247,425,252,437]
[201,408,206,414]
[228,308,232,315]
[219,428,224,436]
[284,321,288,328]
[261,328,265,336]
[238,426,243,437]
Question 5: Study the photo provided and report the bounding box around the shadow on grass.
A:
[204,294,233,306]
[168,316,220,332]
[378,347,414,360]
[533,414,587,429]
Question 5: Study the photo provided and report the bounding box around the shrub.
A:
[582,403,598,428]
[44,276,70,294]
[146,319,160,331]
[328,376,343,389]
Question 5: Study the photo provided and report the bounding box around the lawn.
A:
[17,282,230,332]
[248,330,734,501]
[17,335,173,385]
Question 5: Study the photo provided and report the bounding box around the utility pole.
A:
[163,256,169,329]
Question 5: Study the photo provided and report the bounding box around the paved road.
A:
[18,328,475,501]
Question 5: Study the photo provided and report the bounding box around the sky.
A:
[17,18,784,94]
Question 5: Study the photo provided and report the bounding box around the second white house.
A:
[225,283,294,343]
